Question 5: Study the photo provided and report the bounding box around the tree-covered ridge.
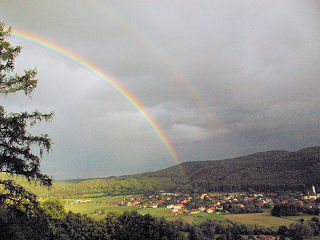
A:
[5,146,320,198]
[181,146,320,192]
[94,146,320,194]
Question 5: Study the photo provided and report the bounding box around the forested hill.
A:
[2,146,320,198]
[63,146,320,196]
[147,146,320,192]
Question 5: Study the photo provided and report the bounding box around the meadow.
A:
[59,196,315,228]
[62,196,140,221]
[58,195,227,224]
[1,173,317,227]
[224,212,316,228]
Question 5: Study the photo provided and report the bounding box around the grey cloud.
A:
[1,0,319,179]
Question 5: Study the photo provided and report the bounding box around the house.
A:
[303,195,318,200]
[178,209,184,214]
[252,235,280,240]
[216,206,223,211]
[70,199,92,204]
[190,209,199,214]
[198,206,206,212]
[171,209,178,213]
[257,202,264,207]
[173,204,183,210]
[206,208,215,213]
[238,203,245,208]
[200,194,207,199]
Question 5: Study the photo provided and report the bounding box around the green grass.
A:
[64,198,320,227]
[167,215,194,225]
[193,213,226,224]
[283,215,317,222]
[137,207,173,218]
[224,212,305,228]
[137,207,226,225]
[64,197,140,220]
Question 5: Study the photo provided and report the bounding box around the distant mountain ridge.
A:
[56,146,320,196]
[4,146,319,198]
[145,146,320,192]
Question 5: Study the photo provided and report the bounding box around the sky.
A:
[1,0,319,180]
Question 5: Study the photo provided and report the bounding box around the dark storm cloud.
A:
[0,0,319,179]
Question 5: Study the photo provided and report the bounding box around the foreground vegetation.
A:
[2,199,320,240]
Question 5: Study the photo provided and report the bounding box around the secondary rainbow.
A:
[12,29,180,166]
[101,4,220,128]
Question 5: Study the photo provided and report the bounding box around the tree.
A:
[41,200,65,220]
[0,22,53,184]
[0,22,53,209]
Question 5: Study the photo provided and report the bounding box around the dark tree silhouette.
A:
[0,21,53,215]
[0,22,53,182]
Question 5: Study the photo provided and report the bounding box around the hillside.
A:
[162,146,320,192]
[1,146,320,198]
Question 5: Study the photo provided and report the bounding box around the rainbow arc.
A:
[12,30,181,167]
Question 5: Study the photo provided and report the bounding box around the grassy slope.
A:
[224,213,297,228]
[63,196,140,221]
[61,198,314,228]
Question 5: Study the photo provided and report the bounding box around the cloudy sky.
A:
[1,0,319,180]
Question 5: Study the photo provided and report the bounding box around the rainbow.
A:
[11,29,181,167]
[100,4,219,128]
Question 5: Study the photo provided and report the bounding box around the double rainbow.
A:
[12,30,180,166]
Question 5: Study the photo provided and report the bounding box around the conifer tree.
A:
[0,22,53,211]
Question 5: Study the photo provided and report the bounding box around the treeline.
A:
[271,203,320,217]
[192,218,319,240]
[2,200,320,240]
[0,207,183,239]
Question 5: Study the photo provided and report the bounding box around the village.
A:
[106,187,320,216]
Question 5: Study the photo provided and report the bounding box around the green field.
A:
[137,207,173,218]
[224,212,312,228]
[58,197,319,227]
[63,196,140,220]
[59,196,226,224]
[2,173,318,227]
[192,212,226,224]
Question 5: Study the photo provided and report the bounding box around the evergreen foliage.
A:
[0,21,53,232]
[0,22,53,186]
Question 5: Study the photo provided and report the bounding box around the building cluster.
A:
[114,188,320,215]
[114,192,264,215]
[68,199,92,204]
